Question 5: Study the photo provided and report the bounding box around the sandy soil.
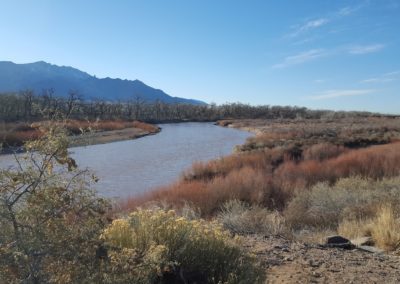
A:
[244,235,400,283]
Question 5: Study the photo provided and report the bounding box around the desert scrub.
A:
[101,209,265,284]
[218,199,287,236]
[339,204,400,252]
[285,176,400,230]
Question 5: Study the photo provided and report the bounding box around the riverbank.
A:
[0,119,160,154]
[69,126,160,147]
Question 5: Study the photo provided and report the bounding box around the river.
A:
[0,123,251,198]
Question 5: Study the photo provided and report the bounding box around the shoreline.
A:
[68,126,161,148]
[0,126,161,155]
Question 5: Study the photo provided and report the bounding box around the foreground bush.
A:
[0,123,110,283]
[102,209,265,283]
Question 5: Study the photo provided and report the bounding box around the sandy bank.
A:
[69,126,161,147]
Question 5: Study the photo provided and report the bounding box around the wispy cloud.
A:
[338,6,354,16]
[337,4,365,17]
[272,49,327,69]
[361,71,400,83]
[302,18,329,30]
[308,89,376,100]
[348,44,385,54]
[284,3,366,44]
[273,42,386,69]
[287,18,329,38]
[287,3,364,38]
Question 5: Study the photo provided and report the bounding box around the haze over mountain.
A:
[0,61,205,105]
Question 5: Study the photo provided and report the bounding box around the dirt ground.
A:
[244,235,400,284]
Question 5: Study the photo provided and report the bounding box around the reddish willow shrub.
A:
[1,129,43,146]
[122,142,400,216]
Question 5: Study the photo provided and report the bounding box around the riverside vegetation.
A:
[119,116,400,282]
[1,92,400,282]
[0,123,264,283]
[123,117,400,253]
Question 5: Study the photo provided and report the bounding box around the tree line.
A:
[0,90,385,123]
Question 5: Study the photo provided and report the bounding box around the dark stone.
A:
[326,235,350,244]
[325,235,355,250]
[326,242,356,250]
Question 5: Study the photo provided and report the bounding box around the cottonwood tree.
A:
[0,91,384,124]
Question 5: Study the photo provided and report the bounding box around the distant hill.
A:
[0,61,205,104]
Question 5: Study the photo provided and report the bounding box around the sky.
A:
[0,0,399,114]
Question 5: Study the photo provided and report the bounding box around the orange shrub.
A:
[273,142,400,199]
[122,167,289,216]
[183,148,283,182]
[122,142,400,217]
[303,143,347,161]
[132,121,159,133]
[3,130,43,146]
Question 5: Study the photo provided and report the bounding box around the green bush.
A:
[0,124,110,283]
[101,209,265,283]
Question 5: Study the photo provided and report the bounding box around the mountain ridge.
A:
[0,61,205,105]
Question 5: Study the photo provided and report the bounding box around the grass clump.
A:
[102,209,265,283]
[369,205,400,251]
[218,200,286,236]
[338,205,400,252]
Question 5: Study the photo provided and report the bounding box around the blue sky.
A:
[1,0,399,114]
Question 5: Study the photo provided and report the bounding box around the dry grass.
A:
[284,175,400,252]
[285,176,400,229]
[217,200,287,236]
[232,117,400,154]
[337,219,372,242]
[338,205,400,252]
[368,205,400,251]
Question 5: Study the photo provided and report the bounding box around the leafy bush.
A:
[0,123,110,283]
[101,209,265,283]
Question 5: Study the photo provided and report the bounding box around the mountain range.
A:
[0,61,205,104]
